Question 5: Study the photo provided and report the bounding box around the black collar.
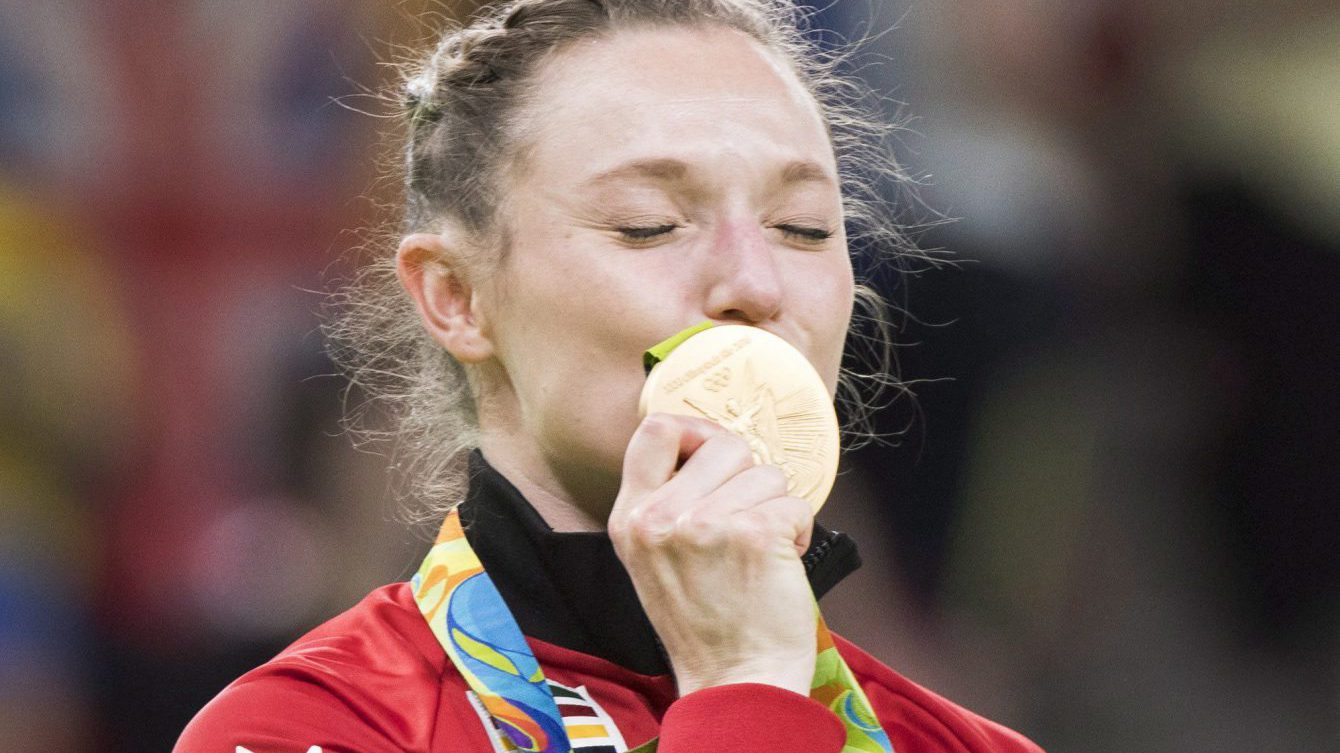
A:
[458,451,862,676]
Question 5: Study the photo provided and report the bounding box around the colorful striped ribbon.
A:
[411,508,894,753]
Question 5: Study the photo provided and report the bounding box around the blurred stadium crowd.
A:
[1,2,1337,752]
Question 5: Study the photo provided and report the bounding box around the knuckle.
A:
[756,463,789,493]
[671,507,719,542]
[623,504,673,545]
[726,513,772,550]
[671,507,702,534]
[708,433,755,465]
[790,494,814,511]
[782,495,814,521]
[606,508,631,539]
[726,432,754,457]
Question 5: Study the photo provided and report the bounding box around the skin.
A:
[398,25,854,697]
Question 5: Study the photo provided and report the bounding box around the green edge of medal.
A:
[642,320,716,373]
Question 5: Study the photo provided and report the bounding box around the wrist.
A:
[674,657,815,697]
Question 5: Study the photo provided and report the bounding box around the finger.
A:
[667,465,793,547]
[741,495,814,557]
[663,431,759,501]
[695,463,790,516]
[616,413,724,505]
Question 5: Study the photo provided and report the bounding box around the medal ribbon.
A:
[412,511,570,753]
[412,509,894,753]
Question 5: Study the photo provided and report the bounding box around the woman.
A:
[177,1,1043,751]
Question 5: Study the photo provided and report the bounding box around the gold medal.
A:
[639,323,840,511]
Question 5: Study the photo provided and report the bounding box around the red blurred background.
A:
[1,2,1337,751]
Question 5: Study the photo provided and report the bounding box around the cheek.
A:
[801,255,854,324]
[497,259,659,407]
[795,255,854,382]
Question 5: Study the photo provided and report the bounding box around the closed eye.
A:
[775,224,834,243]
[615,224,679,243]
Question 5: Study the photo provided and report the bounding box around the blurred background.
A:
[0,1,1336,751]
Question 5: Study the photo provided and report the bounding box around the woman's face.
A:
[475,25,853,508]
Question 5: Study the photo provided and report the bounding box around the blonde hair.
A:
[326,0,921,520]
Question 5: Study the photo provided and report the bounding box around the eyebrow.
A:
[586,158,690,186]
[778,160,837,187]
[584,158,836,188]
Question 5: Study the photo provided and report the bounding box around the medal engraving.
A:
[640,325,840,510]
[660,335,750,394]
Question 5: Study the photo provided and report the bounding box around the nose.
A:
[703,221,784,325]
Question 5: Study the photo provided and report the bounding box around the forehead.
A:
[516,25,836,183]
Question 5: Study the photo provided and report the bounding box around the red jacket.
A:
[175,457,1043,753]
[175,583,1040,753]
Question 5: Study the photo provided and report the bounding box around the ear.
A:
[396,232,495,364]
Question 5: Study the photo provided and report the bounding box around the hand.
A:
[608,413,817,697]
